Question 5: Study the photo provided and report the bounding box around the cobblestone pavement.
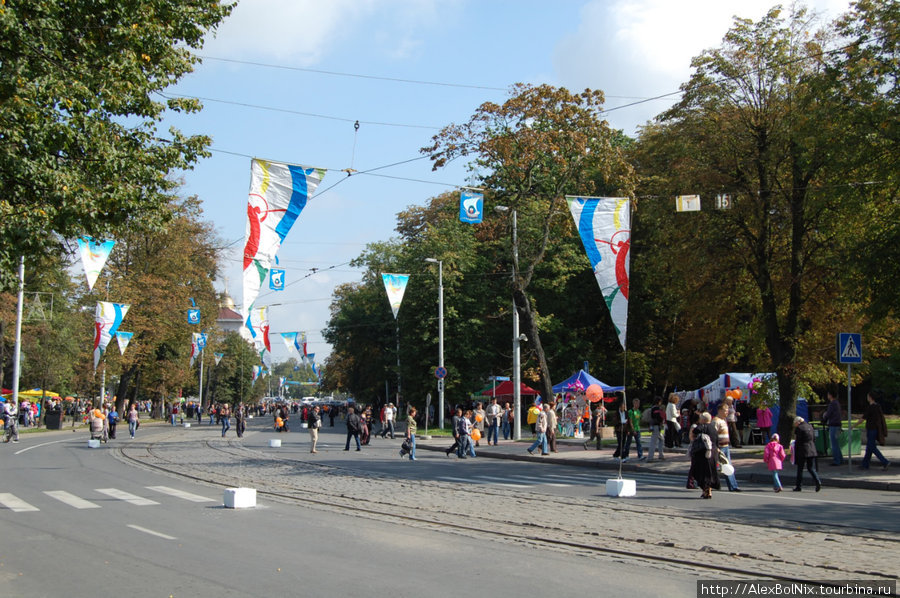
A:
[117,426,899,583]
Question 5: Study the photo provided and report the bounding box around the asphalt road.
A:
[0,424,700,598]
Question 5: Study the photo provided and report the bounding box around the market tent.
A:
[481,380,540,399]
[552,370,624,394]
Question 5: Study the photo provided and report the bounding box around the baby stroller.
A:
[90,413,108,443]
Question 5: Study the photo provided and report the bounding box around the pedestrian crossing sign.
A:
[837,333,862,364]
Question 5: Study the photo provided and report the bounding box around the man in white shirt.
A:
[380,403,396,439]
[485,398,501,445]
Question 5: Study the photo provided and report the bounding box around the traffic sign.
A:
[438,379,444,393]
[435,366,447,379]
[837,333,862,364]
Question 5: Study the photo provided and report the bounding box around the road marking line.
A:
[0,493,40,512]
[127,524,176,540]
[43,491,100,509]
[95,488,159,506]
[146,486,215,503]
[14,438,81,455]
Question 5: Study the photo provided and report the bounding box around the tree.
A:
[0,0,233,288]
[632,7,890,439]
[423,84,635,402]
[98,195,220,412]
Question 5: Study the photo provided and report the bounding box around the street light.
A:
[424,258,444,430]
[494,205,522,441]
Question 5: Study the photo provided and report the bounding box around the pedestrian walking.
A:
[714,404,741,492]
[756,403,773,445]
[3,400,20,443]
[127,403,139,439]
[107,404,119,440]
[527,405,549,456]
[445,407,462,456]
[627,398,645,460]
[473,402,486,447]
[612,397,631,461]
[220,403,231,437]
[501,402,512,441]
[344,406,362,451]
[647,396,665,460]
[857,391,890,471]
[792,416,822,491]
[822,387,844,466]
[308,405,322,453]
[689,414,720,499]
[380,402,396,439]
[402,406,417,460]
[456,409,475,458]
[486,398,501,445]
[665,393,680,448]
[763,433,786,492]
[235,402,246,438]
[545,402,559,453]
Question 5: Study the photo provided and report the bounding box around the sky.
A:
[166,0,851,367]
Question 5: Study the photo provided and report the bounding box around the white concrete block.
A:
[88,438,101,448]
[605,478,636,497]
[183,422,191,428]
[224,487,257,509]
[268,439,281,448]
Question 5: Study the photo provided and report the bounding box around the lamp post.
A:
[495,206,522,441]
[424,258,444,430]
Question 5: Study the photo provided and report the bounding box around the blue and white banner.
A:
[187,308,201,325]
[269,268,285,291]
[459,190,483,224]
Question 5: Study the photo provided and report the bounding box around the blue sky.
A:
[165,0,849,366]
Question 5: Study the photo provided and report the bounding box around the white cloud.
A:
[554,0,853,134]
[203,0,448,64]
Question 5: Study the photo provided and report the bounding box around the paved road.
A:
[0,424,701,598]
[237,425,900,535]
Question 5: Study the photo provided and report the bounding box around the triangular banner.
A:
[115,331,133,356]
[214,352,224,366]
[242,159,326,320]
[77,237,115,292]
[381,273,410,319]
[93,302,129,370]
[566,196,631,350]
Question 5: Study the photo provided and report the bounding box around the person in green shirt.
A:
[626,398,645,461]
[403,406,418,461]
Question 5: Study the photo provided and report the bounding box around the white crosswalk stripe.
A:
[44,490,100,509]
[0,486,216,513]
[146,486,216,503]
[95,488,160,506]
[0,493,40,512]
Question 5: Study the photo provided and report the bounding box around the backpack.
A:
[650,405,664,426]
[691,432,712,459]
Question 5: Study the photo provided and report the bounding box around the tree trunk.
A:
[514,288,554,404]
[114,365,137,414]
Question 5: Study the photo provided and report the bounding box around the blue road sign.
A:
[837,333,862,364]
[435,366,447,379]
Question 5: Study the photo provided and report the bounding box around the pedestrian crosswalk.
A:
[0,486,216,513]
[434,470,687,489]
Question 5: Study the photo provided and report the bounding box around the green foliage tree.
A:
[0,0,233,288]
[423,84,635,402]
[97,196,220,412]
[631,6,899,438]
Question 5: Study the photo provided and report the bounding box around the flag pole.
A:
[11,256,25,412]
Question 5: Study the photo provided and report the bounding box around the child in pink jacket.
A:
[763,433,786,492]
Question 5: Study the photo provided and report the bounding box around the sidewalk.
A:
[415,434,900,492]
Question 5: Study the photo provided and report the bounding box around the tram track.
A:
[113,433,898,585]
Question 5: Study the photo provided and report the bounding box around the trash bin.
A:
[838,428,861,456]
[814,426,829,456]
[44,410,62,430]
